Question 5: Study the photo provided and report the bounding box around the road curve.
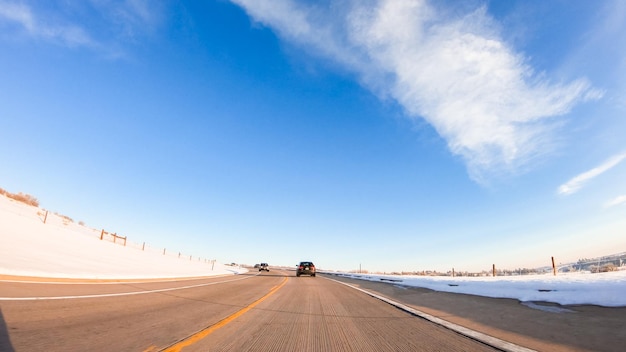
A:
[164,271,499,352]
[0,270,499,351]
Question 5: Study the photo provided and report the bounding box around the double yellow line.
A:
[159,277,288,352]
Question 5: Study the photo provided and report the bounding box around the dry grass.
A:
[2,187,78,226]
[56,212,74,224]
[1,187,40,207]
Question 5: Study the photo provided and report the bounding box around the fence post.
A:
[452,268,455,277]
[552,256,556,276]
[43,210,48,224]
[113,233,117,244]
[492,264,496,277]
[163,248,166,255]
[142,242,145,251]
[100,229,105,240]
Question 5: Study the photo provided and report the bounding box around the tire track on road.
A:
[160,277,289,352]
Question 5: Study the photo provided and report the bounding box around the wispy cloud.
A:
[0,0,163,51]
[605,195,626,208]
[0,1,35,31]
[230,0,601,182]
[0,1,94,47]
[558,152,626,195]
[89,0,164,40]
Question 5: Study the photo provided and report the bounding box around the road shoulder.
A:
[327,274,626,352]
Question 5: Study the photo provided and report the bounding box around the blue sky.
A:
[1,0,625,273]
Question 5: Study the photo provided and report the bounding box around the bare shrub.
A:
[600,263,617,272]
[56,213,74,223]
[590,263,618,273]
[7,192,39,207]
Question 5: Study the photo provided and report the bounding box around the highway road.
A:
[0,269,502,352]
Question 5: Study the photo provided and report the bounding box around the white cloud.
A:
[90,0,164,39]
[605,195,626,208]
[0,2,36,32]
[0,0,163,50]
[0,1,94,47]
[230,0,600,182]
[558,152,626,195]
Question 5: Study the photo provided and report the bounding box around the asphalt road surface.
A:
[0,270,501,352]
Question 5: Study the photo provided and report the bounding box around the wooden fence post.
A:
[43,210,48,224]
[492,264,496,277]
[452,268,455,277]
[552,256,556,276]
[142,242,145,251]
[100,229,105,240]
[163,248,166,255]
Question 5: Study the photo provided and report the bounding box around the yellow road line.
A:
[163,277,288,352]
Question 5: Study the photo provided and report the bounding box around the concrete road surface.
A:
[2,270,623,351]
[1,270,498,352]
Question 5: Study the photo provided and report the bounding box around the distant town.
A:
[351,252,626,277]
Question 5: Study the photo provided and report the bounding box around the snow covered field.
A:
[328,270,626,308]
[0,195,246,279]
[1,194,624,307]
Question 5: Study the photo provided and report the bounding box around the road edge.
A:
[327,277,537,352]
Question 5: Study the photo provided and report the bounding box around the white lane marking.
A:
[0,274,235,285]
[328,277,537,352]
[0,274,258,301]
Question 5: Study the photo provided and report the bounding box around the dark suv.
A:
[296,261,315,277]
[259,263,269,272]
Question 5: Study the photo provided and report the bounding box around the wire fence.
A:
[33,207,217,266]
[6,194,623,275]
[99,229,217,265]
[348,253,626,277]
